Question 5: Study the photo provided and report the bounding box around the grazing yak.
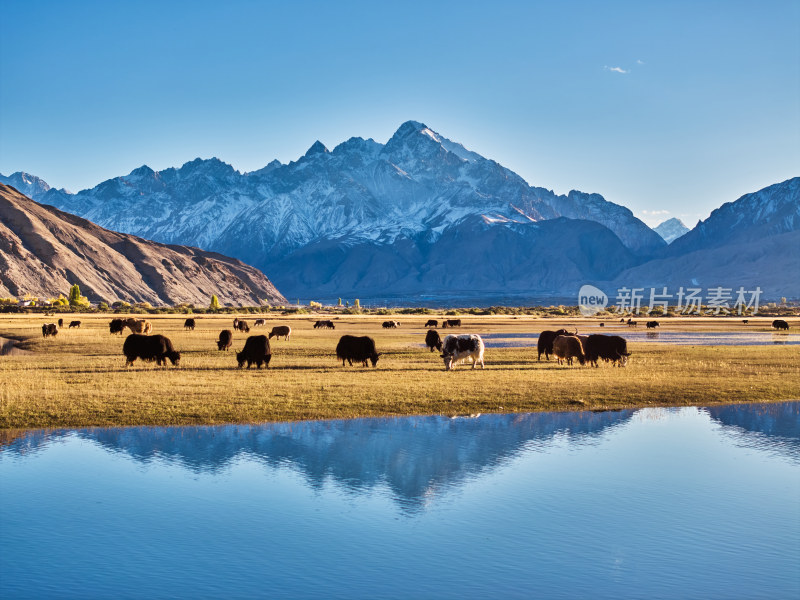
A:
[425,319,438,328]
[537,329,571,361]
[236,320,250,333]
[184,318,196,330]
[237,335,271,368]
[425,329,443,352]
[254,319,266,327]
[68,320,81,328]
[119,318,152,334]
[742,319,749,324]
[441,319,462,328]
[382,320,400,329]
[628,320,638,327]
[599,322,605,327]
[58,318,63,328]
[269,325,291,340]
[646,321,659,329]
[109,318,125,335]
[217,329,233,351]
[773,319,790,331]
[553,335,585,366]
[441,334,485,371]
[336,335,380,367]
[42,323,58,337]
[123,334,180,367]
[314,320,335,329]
[583,334,631,367]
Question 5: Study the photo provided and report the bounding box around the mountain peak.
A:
[128,165,155,178]
[304,141,330,157]
[391,120,427,140]
[653,218,689,244]
[178,157,236,176]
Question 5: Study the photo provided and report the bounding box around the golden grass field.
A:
[1,313,798,429]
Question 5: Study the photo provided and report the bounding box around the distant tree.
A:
[338,297,342,306]
[209,295,221,310]
[69,284,81,304]
[354,299,360,309]
[68,284,90,307]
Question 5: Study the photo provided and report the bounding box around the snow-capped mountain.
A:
[0,171,56,201]
[35,121,664,288]
[11,122,797,301]
[653,218,690,244]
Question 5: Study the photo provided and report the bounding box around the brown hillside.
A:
[0,183,287,306]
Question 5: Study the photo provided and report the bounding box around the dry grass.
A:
[1,313,798,429]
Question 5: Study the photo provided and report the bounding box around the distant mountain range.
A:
[2,121,798,302]
[0,184,286,306]
[653,218,689,244]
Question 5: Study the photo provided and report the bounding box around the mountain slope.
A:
[0,184,286,306]
[614,177,800,298]
[667,177,800,255]
[268,215,639,300]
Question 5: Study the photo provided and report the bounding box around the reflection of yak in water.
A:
[4,410,635,511]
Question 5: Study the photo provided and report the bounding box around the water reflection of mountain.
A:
[705,402,800,462]
[3,410,633,509]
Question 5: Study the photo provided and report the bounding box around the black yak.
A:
[336,335,380,367]
[123,334,180,367]
[217,329,233,351]
[237,335,271,368]
[425,329,443,352]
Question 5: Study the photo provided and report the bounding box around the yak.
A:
[314,320,335,329]
[382,320,400,328]
[184,318,196,330]
[441,334,485,371]
[583,334,631,367]
[553,335,585,366]
[123,334,180,367]
[336,335,380,367]
[425,329,443,352]
[772,319,790,331]
[537,329,571,361]
[42,323,58,338]
[68,320,81,328]
[424,319,438,328]
[217,329,233,351]
[269,325,291,340]
[109,318,125,335]
[646,321,659,329]
[237,335,271,368]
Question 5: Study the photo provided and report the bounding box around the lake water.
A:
[479,330,800,348]
[2,403,799,599]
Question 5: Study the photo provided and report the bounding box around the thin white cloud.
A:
[642,209,670,215]
[604,66,628,74]
[636,59,645,65]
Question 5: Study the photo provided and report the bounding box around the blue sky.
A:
[1,0,798,226]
